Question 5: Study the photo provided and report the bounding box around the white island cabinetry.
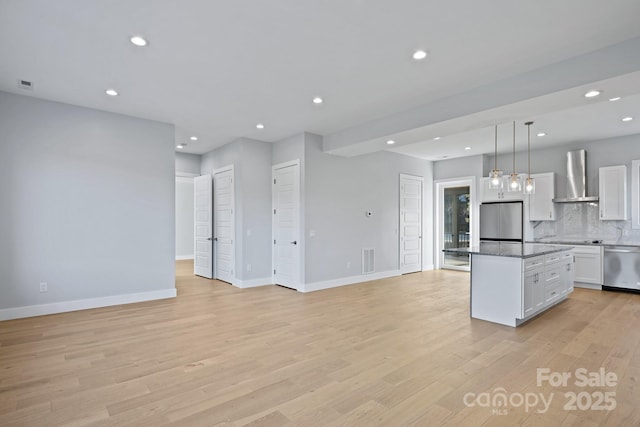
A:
[445,243,574,327]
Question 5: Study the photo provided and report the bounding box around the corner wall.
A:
[304,134,434,289]
[200,138,273,285]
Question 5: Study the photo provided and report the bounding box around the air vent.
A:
[17,79,34,90]
[362,248,375,274]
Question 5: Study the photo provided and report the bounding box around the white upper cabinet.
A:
[599,165,628,220]
[481,175,525,202]
[528,173,555,221]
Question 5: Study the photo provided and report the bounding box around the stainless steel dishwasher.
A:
[603,245,640,292]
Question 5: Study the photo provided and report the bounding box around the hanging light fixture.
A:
[488,125,503,189]
[507,121,521,192]
[523,121,535,195]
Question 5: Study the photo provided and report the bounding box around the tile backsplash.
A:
[532,203,640,243]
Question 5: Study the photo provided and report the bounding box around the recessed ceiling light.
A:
[312,97,323,104]
[256,123,265,129]
[130,36,148,47]
[609,97,621,102]
[433,136,441,140]
[622,117,633,122]
[176,143,186,149]
[464,146,471,150]
[105,89,118,96]
[584,90,601,98]
[190,136,198,141]
[412,50,428,60]
[537,132,546,137]
[386,140,395,145]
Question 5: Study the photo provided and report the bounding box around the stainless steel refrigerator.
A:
[479,201,523,242]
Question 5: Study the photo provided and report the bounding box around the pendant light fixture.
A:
[507,121,521,192]
[488,125,503,189]
[523,121,535,195]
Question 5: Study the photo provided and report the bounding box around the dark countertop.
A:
[443,242,573,259]
[528,239,640,247]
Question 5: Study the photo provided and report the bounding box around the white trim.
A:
[422,264,435,271]
[176,175,196,183]
[230,277,273,289]
[301,269,401,293]
[574,283,602,290]
[0,289,177,321]
[176,172,199,178]
[272,159,301,170]
[176,255,194,260]
[632,159,640,229]
[434,176,477,271]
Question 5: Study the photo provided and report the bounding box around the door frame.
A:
[399,173,424,273]
[272,159,302,290]
[434,176,477,271]
[213,164,235,282]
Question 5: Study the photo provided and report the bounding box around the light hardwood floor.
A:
[1,261,639,426]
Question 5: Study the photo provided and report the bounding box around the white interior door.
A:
[273,162,301,290]
[194,174,213,278]
[213,166,235,283]
[400,174,423,274]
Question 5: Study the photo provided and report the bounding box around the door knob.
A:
[290,241,297,245]
[207,237,212,241]
[214,237,218,241]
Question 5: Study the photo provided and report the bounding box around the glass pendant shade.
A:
[524,177,535,194]
[489,169,503,189]
[507,172,521,192]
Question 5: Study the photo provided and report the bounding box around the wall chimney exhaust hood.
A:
[552,150,599,203]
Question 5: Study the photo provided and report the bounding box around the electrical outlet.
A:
[246,264,252,272]
[346,261,351,269]
[39,282,48,293]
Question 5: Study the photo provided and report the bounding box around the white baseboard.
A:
[231,277,273,289]
[301,269,401,293]
[0,288,177,321]
[422,264,435,271]
[175,255,194,261]
[574,283,603,290]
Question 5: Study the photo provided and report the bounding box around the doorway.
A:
[436,177,476,271]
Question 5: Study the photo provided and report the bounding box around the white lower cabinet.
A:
[573,245,603,285]
[523,269,544,318]
[521,250,574,321]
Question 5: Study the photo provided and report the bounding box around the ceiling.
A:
[1,0,640,158]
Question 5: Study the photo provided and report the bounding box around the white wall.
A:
[0,91,176,319]
[304,134,434,286]
[175,177,194,259]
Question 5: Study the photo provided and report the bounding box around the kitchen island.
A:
[444,242,574,327]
